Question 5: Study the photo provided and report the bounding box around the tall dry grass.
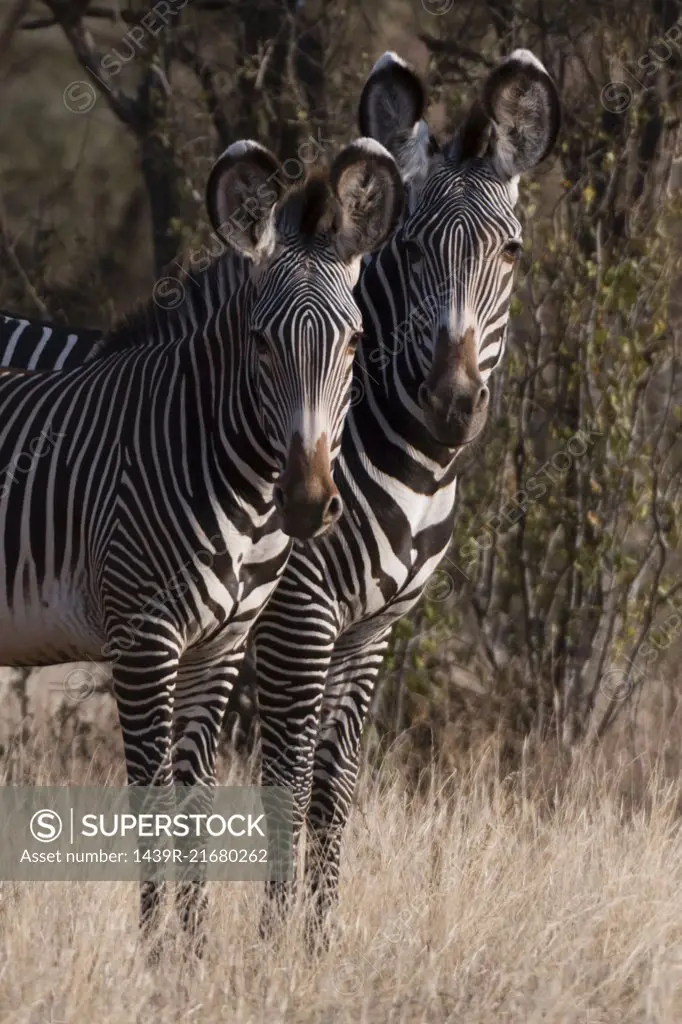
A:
[0,737,681,1023]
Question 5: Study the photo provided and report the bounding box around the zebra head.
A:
[207,139,403,539]
[359,50,560,448]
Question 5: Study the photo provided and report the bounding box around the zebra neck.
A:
[193,288,278,505]
[355,242,460,475]
[131,284,278,515]
[102,252,249,354]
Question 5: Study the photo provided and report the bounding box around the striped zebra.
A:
[249,50,561,938]
[0,50,558,941]
[0,136,403,946]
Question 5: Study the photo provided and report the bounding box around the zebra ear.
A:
[357,52,431,188]
[454,50,560,180]
[329,138,405,262]
[206,141,284,262]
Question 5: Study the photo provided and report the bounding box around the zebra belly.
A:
[0,579,103,666]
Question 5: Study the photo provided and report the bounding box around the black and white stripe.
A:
[250,50,560,935]
[0,136,403,948]
[0,51,559,941]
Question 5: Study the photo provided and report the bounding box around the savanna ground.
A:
[1,701,682,1024]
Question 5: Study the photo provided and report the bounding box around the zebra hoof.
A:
[259,881,296,942]
[304,910,333,957]
[142,933,167,969]
[258,905,283,944]
[183,930,206,962]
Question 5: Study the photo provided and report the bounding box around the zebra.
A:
[0,50,559,942]
[0,135,403,948]
[248,49,560,938]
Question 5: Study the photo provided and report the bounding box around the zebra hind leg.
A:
[172,654,239,957]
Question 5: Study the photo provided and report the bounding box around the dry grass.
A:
[0,741,681,1023]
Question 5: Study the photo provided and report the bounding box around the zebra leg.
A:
[111,643,179,941]
[305,631,390,936]
[253,585,340,939]
[171,650,242,955]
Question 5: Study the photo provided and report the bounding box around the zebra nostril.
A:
[273,484,286,512]
[325,494,343,522]
[418,383,430,408]
[476,385,489,411]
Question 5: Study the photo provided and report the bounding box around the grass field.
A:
[1,741,681,1024]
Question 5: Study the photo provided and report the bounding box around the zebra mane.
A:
[276,171,337,241]
[100,257,232,354]
[98,171,340,356]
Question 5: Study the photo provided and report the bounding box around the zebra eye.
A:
[347,331,364,355]
[252,330,269,356]
[502,240,523,263]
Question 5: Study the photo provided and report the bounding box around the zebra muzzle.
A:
[419,380,489,446]
[419,327,490,447]
[273,433,343,540]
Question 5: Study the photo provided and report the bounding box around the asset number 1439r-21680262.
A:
[134,848,269,864]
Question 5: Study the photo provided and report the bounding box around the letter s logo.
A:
[30,809,63,843]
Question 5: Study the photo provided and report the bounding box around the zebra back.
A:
[0,311,102,370]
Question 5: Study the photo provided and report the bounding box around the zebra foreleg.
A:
[305,632,389,937]
[111,642,179,949]
[171,652,240,955]
[253,594,339,941]
[257,678,328,941]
